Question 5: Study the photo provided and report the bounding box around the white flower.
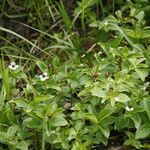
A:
[9,62,19,70]
[39,72,49,81]
[126,106,134,111]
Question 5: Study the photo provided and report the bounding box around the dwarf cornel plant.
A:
[0,0,150,149]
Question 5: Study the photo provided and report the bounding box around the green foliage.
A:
[0,0,150,149]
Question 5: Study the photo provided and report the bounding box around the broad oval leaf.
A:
[7,125,20,137]
[98,105,116,122]
[90,86,106,98]
[130,113,141,129]
[99,124,110,138]
[51,117,68,127]
[115,93,130,103]
[135,123,150,139]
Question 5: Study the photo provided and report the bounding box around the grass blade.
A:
[0,26,50,56]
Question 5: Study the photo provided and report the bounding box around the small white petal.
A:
[43,72,48,76]
[126,106,129,110]
[130,107,134,111]
[9,65,12,69]
[39,75,43,78]
[39,75,43,79]
[39,73,49,81]
[126,106,134,111]
[9,64,19,70]
[41,77,46,81]
[14,65,19,69]
[126,106,130,111]
[10,62,16,65]
[45,76,49,79]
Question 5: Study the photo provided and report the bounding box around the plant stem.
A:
[112,0,115,14]
[99,0,104,19]
[81,0,86,35]
[42,130,45,150]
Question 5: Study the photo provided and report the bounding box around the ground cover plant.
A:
[0,0,150,149]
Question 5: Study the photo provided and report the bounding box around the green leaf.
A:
[141,30,150,38]
[135,68,149,81]
[84,113,98,124]
[57,0,73,31]
[115,93,130,103]
[91,86,106,98]
[115,116,129,130]
[95,131,108,145]
[7,125,19,137]
[98,105,116,122]
[135,11,144,22]
[89,21,103,29]
[34,95,54,102]
[68,128,77,141]
[46,84,61,91]
[130,113,141,129]
[5,105,15,124]
[135,123,150,139]
[143,98,150,120]
[2,69,10,99]
[11,98,28,109]
[124,138,142,149]
[36,61,48,72]
[23,117,43,129]
[52,56,60,68]
[51,117,68,127]
[0,84,6,109]
[99,124,110,138]
[17,72,27,79]
[0,131,9,144]
[15,141,29,150]
[47,102,58,116]
[0,26,48,57]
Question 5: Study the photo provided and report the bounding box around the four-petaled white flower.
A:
[9,62,19,70]
[39,72,49,81]
[126,106,134,111]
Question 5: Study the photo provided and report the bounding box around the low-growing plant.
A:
[0,0,150,149]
